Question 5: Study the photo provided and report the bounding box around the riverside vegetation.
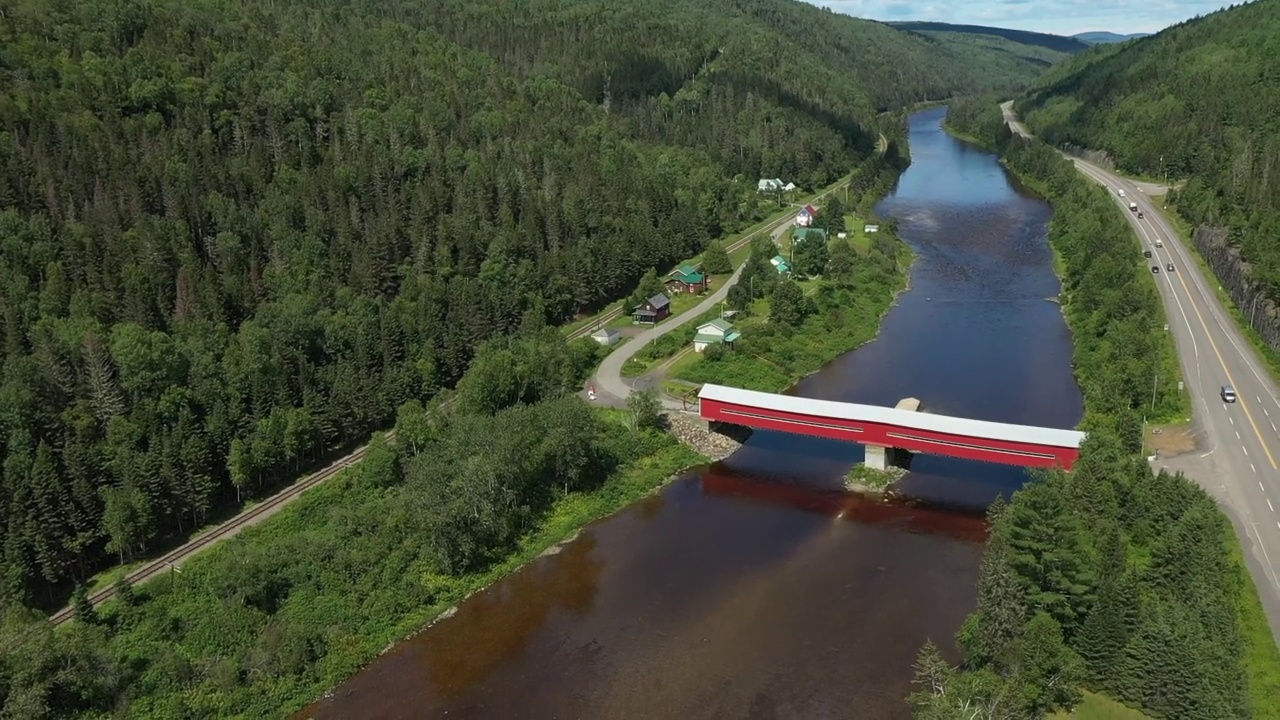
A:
[672,173,914,393]
[0,0,1062,712]
[0,0,1053,614]
[913,102,1280,719]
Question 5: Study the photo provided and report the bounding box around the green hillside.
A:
[0,0,1064,644]
[886,20,1088,88]
[1015,0,1280,300]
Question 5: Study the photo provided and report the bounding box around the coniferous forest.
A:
[934,104,1280,720]
[1013,0,1280,341]
[0,0,1054,608]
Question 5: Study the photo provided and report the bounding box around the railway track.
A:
[49,438,383,625]
[50,194,828,625]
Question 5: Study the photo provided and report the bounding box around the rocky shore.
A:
[663,411,742,461]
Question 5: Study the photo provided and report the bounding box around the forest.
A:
[1011,0,1280,347]
[0,329,710,718]
[915,107,1280,719]
[0,0,1053,610]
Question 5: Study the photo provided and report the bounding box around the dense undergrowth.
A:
[911,102,1280,720]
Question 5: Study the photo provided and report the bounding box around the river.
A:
[296,106,1084,719]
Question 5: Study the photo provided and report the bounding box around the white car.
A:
[1118,189,1126,197]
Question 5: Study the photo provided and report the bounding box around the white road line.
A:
[1230,416,1235,424]
[1261,481,1267,492]
[1252,463,1258,473]
[1270,498,1275,513]
[1244,446,1249,455]
[1266,407,1272,417]
[1237,430,1242,439]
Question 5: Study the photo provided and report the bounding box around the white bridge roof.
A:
[698,384,1086,449]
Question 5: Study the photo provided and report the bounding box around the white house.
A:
[796,204,817,227]
[590,327,621,347]
[757,178,784,193]
[693,319,741,352]
[782,182,797,192]
[864,224,880,233]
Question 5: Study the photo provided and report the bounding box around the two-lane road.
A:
[1002,103,1280,639]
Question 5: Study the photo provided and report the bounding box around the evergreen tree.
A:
[956,531,1027,672]
[71,584,97,625]
[769,280,810,326]
[793,232,829,277]
[701,240,732,275]
[826,240,857,280]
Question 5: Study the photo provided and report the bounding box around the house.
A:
[791,228,827,245]
[632,293,671,325]
[590,327,621,347]
[782,182,797,193]
[666,264,708,294]
[770,255,791,274]
[757,178,784,193]
[693,319,741,353]
[796,204,818,227]
[864,224,880,233]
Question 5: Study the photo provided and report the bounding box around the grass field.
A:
[1050,691,1150,719]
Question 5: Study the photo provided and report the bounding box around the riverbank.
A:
[910,104,1280,719]
[671,232,914,394]
[57,403,706,719]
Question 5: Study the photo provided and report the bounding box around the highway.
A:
[1002,103,1280,639]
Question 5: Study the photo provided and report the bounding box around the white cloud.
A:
[808,0,1237,36]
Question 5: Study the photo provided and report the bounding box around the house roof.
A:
[696,384,1086,448]
[668,264,704,283]
[698,319,735,333]
[591,327,620,338]
[770,255,786,265]
[648,293,670,309]
[792,228,827,243]
[802,204,818,215]
[695,329,742,345]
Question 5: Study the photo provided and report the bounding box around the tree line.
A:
[912,107,1271,718]
[1013,0,1280,317]
[0,0,978,608]
[0,328,701,718]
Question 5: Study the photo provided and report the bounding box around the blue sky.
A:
[806,0,1234,36]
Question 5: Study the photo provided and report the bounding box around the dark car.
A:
[1138,211,1144,218]
[1167,263,1175,272]
[1144,250,1152,258]
[1151,266,1160,274]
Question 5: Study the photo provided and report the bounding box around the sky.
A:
[807,0,1234,36]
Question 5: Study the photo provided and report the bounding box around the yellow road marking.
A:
[1161,220,1279,469]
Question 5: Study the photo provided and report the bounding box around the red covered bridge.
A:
[697,384,1085,471]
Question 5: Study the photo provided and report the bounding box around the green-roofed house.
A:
[791,228,827,245]
[666,263,708,294]
[693,319,741,353]
[770,255,790,275]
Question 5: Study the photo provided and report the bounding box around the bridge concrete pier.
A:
[864,398,922,470]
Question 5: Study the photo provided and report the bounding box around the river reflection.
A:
[296,106,1082,720]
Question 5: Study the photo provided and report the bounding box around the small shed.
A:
[591,327,621,347]
[864,224,880,233]
[694,319,741,353]
[632,293,672,325]
[770,255,791,274]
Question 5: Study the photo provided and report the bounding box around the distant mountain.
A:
[887,21,1091,55]
[1072,31,1150,44]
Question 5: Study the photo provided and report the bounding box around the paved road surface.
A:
[592,220,793,410]
[1003,102,1280,641]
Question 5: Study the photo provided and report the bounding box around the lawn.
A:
[1050,691,1150,719]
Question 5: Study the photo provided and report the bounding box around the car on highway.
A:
[1144,250,1152,258]
[1166,263,1175,272]
[1151,266,1160,274]
[1118,189,1126,197]
[1138,211,1144,218]
[1222,385,1237,403]
[1155,240,1163,247]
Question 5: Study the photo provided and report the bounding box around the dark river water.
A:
[296,106,1084,719]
